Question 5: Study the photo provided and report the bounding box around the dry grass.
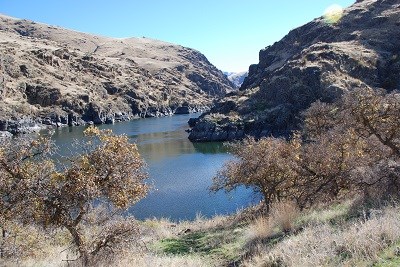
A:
[298,198,354,225]
[2,246,72,267]
[142,217,180,240]
[142,213,229,240]
[190,213,230,231]
[269,201,299,233]
[245,200,300,245]
[243,205,400,267]
[102,253,212,267]
[243,201,300,259]
[0,221,71,266]
[246,216,273,242]
[2,250,212,267]
[2,200,400,267]
[0,210,242,267]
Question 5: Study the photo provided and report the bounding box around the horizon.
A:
[0,0,354,72]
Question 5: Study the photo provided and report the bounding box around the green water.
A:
[50,114,255,221]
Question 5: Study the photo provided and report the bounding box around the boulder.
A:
[175,106,191,114]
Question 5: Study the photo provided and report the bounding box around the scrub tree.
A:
[0,126,148,265]
[213,88,400,210]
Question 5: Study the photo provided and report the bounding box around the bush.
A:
[213,88,400,210]
[0,126,149,266]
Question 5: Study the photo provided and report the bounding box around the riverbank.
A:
[2,197,400,267]
[0,106,208,137]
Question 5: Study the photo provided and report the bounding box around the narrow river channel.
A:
[50,114,256,221]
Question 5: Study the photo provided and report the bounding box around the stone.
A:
[188,118,199,127]
[0,120,8,131]
[175,106,190,114]
[105,116,115,124]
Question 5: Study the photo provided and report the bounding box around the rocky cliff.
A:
[189,0,400,142]
[0,15,234,134]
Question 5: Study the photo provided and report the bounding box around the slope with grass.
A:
[0,14,234,134]
[3,198,400,266]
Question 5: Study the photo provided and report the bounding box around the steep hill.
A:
[0,14,234,134]
[189,0,400,141]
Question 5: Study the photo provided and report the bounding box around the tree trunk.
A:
[65,225,89,266]
[262,190,271,213]
[0,228,5,258]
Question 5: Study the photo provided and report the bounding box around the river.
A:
[50,114,256,221]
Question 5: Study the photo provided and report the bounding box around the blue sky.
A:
[0,0,354,72]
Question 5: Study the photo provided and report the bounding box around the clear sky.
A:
[0,0,354,72]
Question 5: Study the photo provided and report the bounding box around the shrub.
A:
[0,126,149,266]
[246,216,273,242]
[213,88,400,211]
[211,136,300,211]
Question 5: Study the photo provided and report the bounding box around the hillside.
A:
[188,0,400,141]
[0,14,234,134]
[224,71,248,88]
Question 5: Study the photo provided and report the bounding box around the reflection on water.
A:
[193,142,229,154]
[50,114,255,221]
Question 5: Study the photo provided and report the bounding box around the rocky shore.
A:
[0,104,209,137]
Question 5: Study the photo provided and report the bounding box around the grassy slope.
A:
[151,198,400,267]
[2,198,400,266]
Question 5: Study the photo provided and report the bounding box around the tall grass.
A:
[269,201,299,233]
[244,205,400,266]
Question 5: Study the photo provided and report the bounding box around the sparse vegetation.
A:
[1,197,400,267]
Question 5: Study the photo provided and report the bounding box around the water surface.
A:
[50,114,255,221]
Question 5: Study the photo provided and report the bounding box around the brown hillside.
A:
[0,14,234,134]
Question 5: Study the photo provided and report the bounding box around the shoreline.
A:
[0,107,208,138]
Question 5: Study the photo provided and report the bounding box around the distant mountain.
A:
[0,14,234,134]
[189,0,400,142]
[224,71,248,88]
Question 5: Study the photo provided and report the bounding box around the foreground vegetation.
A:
[0,127,149,266]
[1,197,400,266]
[1,87,400,266]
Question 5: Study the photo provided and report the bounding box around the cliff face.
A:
[0,15,234,134]
[189,0,400,142]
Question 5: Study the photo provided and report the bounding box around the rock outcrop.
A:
[0,14,234,134]
[189,0,400,142]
